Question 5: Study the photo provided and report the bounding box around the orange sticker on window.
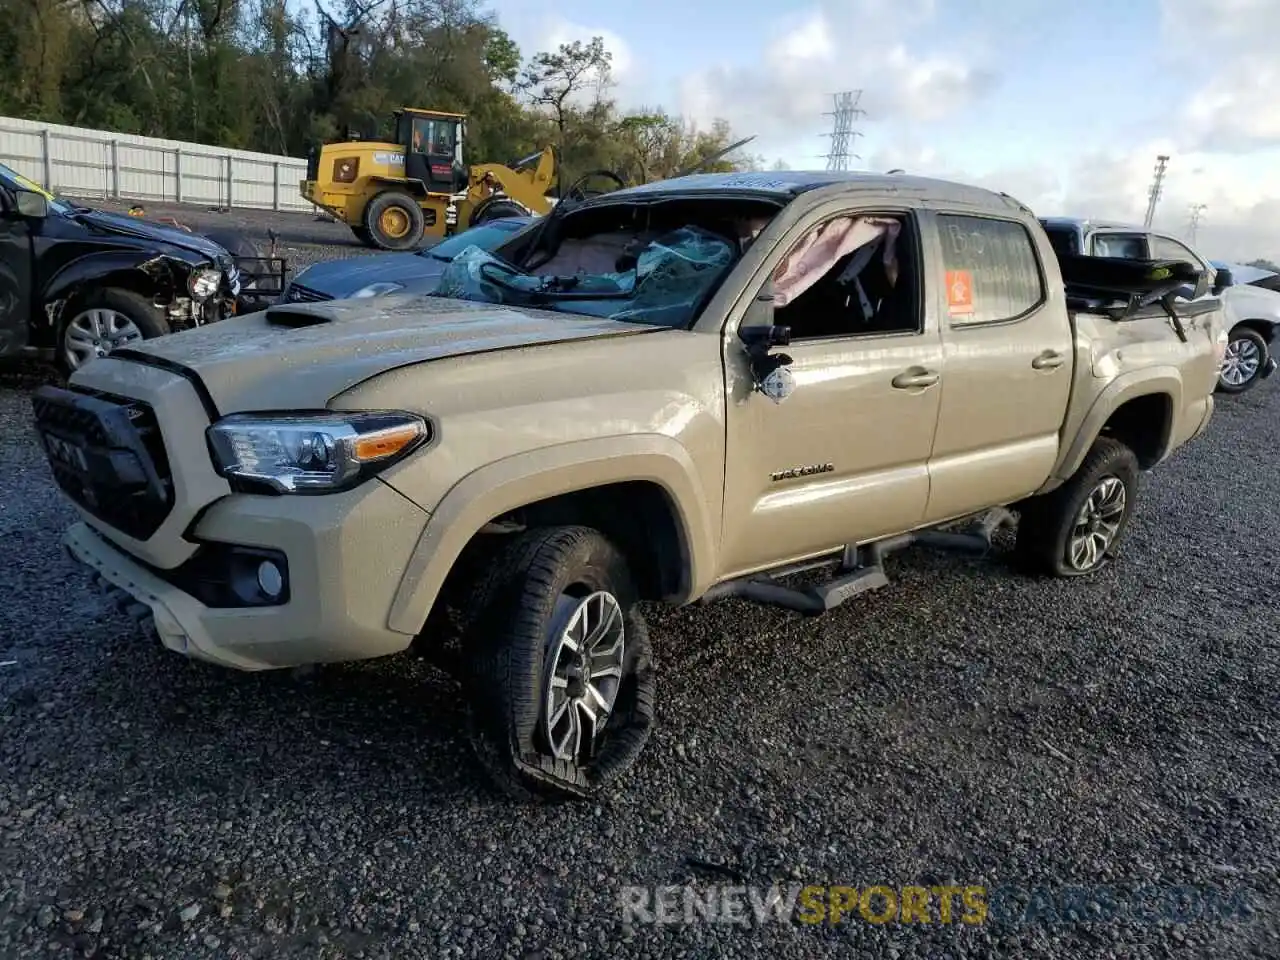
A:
[946,270,974,314]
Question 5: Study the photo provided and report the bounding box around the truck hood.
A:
[291,251,448,298]
[109,294,665,412]
[74,209,229,262]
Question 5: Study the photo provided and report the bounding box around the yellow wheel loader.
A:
[300,108,559,250]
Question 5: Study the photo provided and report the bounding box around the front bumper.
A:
[63,476,429,671]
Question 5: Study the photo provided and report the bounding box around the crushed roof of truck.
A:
[598,170,1029,211]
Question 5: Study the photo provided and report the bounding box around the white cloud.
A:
[540,19,634,81]
[862,134,1280,261]
[1161,0,1280,152]
[677,0,998,142]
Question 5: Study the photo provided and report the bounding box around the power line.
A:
[1186,203,1207,245]
[822,91,865,172]
[1143,154,1170,228]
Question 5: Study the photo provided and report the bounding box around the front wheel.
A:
[1217,327,1269,394]
[1013,437,1139,577]
[59,287,170,373]
[464,526,656,801]
[468,197,529,227]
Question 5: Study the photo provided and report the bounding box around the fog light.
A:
[257,560,284,599]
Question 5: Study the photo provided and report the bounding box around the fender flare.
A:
[385,434,718,636]
[1051,367,1183,484]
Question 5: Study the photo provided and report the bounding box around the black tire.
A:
[1013,437,1139,578]
[58,286,170,373]
[463,526,656,801]
[1217,326,1269,394]
[363,191,425,251]
[351,225,373,246]
[468,197,528,227]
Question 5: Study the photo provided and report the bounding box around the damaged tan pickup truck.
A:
[31,170,1227,800]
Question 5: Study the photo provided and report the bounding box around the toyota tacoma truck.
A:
[30,170,1227,801]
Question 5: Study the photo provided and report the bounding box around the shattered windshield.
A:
[428,202,766,327]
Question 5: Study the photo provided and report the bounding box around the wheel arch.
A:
[1231,317,1279,345]
[38,255,175,347]
[386,436,719,636]
[1050,369,1182,485]
[364,176,431,201]
[44,252,175,306]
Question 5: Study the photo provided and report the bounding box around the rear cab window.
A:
[1089,233,1148,259]
[935,214,1046,326]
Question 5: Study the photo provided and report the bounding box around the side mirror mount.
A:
[14,189,49,219]
[1211,266,1233,296]
[738,279,795,403]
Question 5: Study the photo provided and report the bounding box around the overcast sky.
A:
[490,0,1280,263]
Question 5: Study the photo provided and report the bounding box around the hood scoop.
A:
[265,304,334,328]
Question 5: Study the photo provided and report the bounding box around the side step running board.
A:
[700,508,1015,615]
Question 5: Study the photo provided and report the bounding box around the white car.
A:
[1211,261,1280,394]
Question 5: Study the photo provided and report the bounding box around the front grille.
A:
[31,386,174,541]
[284,283,333,303]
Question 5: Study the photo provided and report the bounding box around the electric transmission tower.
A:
[823,91,865,171]
[1186,203,1207,244]
[1143,154,1170,228]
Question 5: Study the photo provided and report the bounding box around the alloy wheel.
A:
[1067,476,1127,571]
[1220,336,1261,387]
[63,309,145,370]
[541,590,627,763]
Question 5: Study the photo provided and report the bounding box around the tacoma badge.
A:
[770,462,835,482]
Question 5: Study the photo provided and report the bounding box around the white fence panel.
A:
[0,115,311,212]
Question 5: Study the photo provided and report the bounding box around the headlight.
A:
[350,281,405,299]
[188,267,221,301]
[206,411,430,494]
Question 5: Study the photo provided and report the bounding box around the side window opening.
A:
[937,214,1045,327]
[1150,235,1200,266]
[771,214,919,340]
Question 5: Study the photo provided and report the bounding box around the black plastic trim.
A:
[110,348,222,421]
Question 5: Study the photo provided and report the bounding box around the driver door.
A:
[0,190,34,356]
[718,204,944,577]
[406,117,459,194]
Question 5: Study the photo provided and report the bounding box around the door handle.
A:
[891,368,940,389]
[1031,350,1065,370]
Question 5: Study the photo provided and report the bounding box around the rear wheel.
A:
[59,287,169,373]
[1013,437,1139,577]
[363,191,425,251]
[464,526,656,801]
[1217,326,1268,394]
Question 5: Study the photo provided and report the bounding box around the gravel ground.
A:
[2,217,1279,958]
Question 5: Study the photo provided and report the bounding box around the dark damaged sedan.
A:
[280,216,533,304]
[0,161,251,371]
